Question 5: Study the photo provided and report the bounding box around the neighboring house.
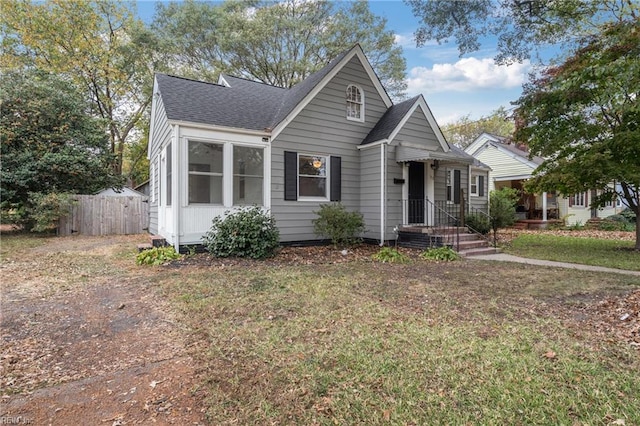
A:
[465,132,622,225]
[147,44,488,249]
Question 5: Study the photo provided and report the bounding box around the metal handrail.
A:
[403,197,461,251]
[466,205,496,247]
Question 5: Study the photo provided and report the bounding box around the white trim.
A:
[271,46,393,140]
[470,173,478,196]
[217,74,231,87]
[493,174,534,181]
[465,132,502,156]
[346,84,365,122]
[367,96,450,153]
[167,119,271,137]
[172,125,180,251]
[297,152,330,201]
[148,77,159,160]
[380,143,386,245]
[356,139,388,149]
[402,163,408,225]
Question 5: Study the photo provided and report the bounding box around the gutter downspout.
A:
[172,125,180,251]
[380,143,386,246]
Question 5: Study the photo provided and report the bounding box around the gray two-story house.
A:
[147,44,488,249]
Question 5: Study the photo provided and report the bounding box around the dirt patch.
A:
[0,234,207,425]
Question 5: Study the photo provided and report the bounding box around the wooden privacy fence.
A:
[58,195,149,236]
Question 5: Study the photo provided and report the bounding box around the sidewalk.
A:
[469,253,640,277]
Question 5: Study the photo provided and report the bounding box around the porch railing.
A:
[404,197,461,251]
[467,205,496,247]
[402,196,495,249]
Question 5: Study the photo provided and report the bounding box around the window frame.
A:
[232,145,264,206]
[470,175,478,196]
[570,192,587,207]
[346,84,364,122]
[297,152,330,201]
[187,140,224,205]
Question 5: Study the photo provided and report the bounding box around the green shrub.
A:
[28,192,76,233]
[372,247,409,263]
[567,221,584,230]
[466,213,491,235]
[312,203,366,247]
[619,208,636,223]
[599,216,634,231]
[202,206,279,259]
[420,246,461,262]
[136,246,180,265]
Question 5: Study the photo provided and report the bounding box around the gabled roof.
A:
[449,145,491,170]
[465,132,544,168]
[153,45,392,136]
[360,95,449,152]
[361,96,419,145]
[155,74,279,131]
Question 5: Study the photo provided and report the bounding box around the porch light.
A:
[312,158,323,169]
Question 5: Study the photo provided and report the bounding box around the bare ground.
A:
[0,234,207,425]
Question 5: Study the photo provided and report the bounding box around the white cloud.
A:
[394,33,415,49]
[406,57,531,95]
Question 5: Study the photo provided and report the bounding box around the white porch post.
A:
[542,191,548,221]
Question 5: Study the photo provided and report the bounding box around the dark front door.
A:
[408,162,425,224]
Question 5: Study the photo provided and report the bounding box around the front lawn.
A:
[162,254,640,425]
[504,232,639,271]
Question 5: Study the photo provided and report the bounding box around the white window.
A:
[298,154,328,199]
[150,158,157,204]
[570,192,587,207]
[188,141,223,204]
[446,169,460,203]
[346,84,364,122]
[233,145,263,205]
[470,175,478,196]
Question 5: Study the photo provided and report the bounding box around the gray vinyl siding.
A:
[393,108,442,149]
[360,145,382,241]
[148,84,173,235]
[434,163,469,203]
[385,145,403,240]
[271,55,388,242]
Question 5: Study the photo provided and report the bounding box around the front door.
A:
[408,162,425,224]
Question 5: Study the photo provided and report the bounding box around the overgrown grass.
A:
[505,234,639,271]
[162,261,640,425]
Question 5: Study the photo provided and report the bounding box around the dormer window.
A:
[346,84,364,122]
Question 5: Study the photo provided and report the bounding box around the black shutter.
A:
[284,151,297,201]
[479,175,485,197]
[330,156,341,202]
[454,169,461,204]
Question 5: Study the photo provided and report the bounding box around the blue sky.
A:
[136,0,539,125]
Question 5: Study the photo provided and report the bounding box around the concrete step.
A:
[459,246,500,257]
[137,243,153,252]
[457,239,491,250]
[151,235,167,247]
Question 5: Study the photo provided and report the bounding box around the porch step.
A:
[585,218,604,230]
[459,246,501,257]
[457,239,491,251]
[151,235,167,247]
[137,243,153,252]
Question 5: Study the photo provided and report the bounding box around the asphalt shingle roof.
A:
[155,49,350,132]
[361,96,420,145]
